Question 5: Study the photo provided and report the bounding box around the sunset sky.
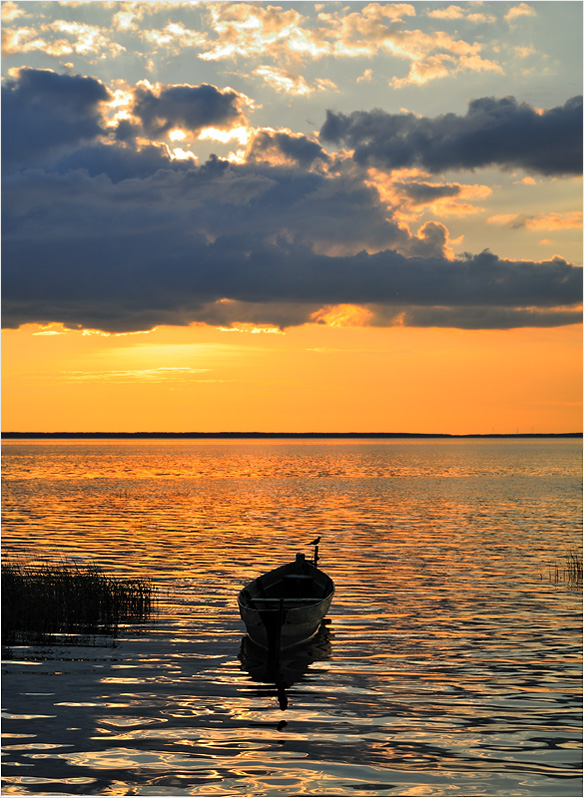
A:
[2,0,582,434]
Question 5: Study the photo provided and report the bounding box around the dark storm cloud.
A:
[249,130,329,167]
[2,73,581,333]
[2,68,110,167]
[53,142,190,183]
[131,84,245,137]
[320,95,583,176]
[2,155,581,333]
[114,119,143,143]
[1,150,415,283]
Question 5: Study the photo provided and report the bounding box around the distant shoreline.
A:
[2,432,582,440]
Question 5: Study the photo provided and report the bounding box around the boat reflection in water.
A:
[238,621,333,712]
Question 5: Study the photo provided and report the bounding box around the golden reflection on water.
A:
[1,439,582,796]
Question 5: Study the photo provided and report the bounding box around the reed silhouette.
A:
[2,561,154,650]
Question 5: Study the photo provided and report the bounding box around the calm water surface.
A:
[1,439,582,797]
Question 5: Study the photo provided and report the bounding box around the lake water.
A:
[1,438,582,797]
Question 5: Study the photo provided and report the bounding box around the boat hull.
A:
[238,558,334,652]
[239,594,333,651]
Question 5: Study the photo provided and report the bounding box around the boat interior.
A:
[241,569,331,609]
[260,573,323,600]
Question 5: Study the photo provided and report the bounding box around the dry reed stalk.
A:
[548,551,583,588]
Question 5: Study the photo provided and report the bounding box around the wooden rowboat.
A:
[238,553,334,655]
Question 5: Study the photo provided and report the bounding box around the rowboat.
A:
[238,552,334,655]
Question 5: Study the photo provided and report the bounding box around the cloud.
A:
[369,304,582,330]
[524,212,582,231]
[357,68,374,83]
[1,3,505,90]
[48,20,126,57]
[3,155,581,334]
[140,21,206,51]
[131,82,249,138]
[197,2,309,60]
[320,95,583,176]
[367,170,492,224]
[63,367,212,384]
[247,130,329,167]
[513,45,536,59]
[1,68,254,173]
[427,5,496,24]
[2,18,126,58]
[2,73,581,334]
[505,3,536,23]
[322,5,502,86]
[53,141,188,183]
[387,44,502,88]
[2,68,111,167]
[396,181,461,205]
[311,304,374,327]
[253,65,336,96]
[1,2,24,23]
[488,211,583,231]
[175,2,500,87]
[427,5,466,21]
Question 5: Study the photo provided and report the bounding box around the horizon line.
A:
[2,431,582,439]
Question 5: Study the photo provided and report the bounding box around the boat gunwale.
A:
[238,560,334,612]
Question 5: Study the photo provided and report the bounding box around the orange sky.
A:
[2,321,581,434]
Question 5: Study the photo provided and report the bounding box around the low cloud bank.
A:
[2,70,581,333]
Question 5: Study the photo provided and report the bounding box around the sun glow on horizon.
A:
[2,321,581,435]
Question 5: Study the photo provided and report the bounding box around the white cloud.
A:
[505,3,537,23]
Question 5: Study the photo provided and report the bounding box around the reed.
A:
[2,561,155,648]
[549,551,583,588]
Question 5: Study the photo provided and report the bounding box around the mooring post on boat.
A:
[308,536,321,566]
